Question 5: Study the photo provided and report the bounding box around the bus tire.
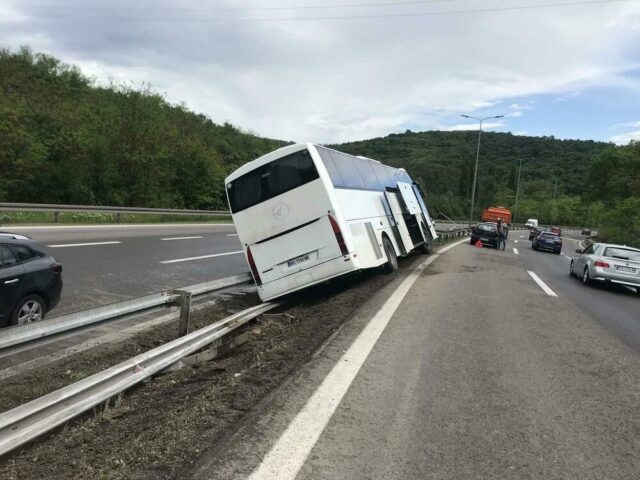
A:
[383,237,399,273]
[418,223,432,254]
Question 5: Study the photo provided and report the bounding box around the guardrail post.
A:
[54,212,59,223]
[176,290,192,337]
[116,212,121,224]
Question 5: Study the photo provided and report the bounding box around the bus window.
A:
[353,158,382,190]
[372,163,392,189]
[227,149,319,212]
[316,146,345,186]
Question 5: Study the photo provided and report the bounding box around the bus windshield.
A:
[227,149,319,213]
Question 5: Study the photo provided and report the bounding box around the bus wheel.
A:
[418,241,432,254]
[418,223,432,254]
[383,237,399,273]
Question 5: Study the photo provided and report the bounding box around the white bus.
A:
[225,143,438,301]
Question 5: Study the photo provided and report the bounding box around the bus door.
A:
[383,190,412,255]
[401,182,438,241]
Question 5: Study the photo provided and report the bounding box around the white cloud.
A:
[1,0,640,142]
[616,120,640,128]
[441,121,506,132]
[609,130,640,145]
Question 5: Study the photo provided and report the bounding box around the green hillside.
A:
[0,47,287,210]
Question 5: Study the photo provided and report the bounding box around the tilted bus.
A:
[225,143,438,301]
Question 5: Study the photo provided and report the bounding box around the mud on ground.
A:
[0,255,424,480]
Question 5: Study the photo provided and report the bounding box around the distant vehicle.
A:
[529,225,544,241]
[225,143,438,301]
[481,206,512,225]
[469,222,499,249]
[0,233,63,327]
[525,219,539,229]
[581,229,591,236]
[547,226,562,236]
[570,243,640,293]
[532,231,562,254]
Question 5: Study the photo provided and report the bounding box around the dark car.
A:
[470,222,499,249]
[529,225,544,241]
[547,226,562,236]
[532,231,562,254]
[0,233,63,327]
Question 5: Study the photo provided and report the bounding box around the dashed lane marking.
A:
[514,240,518,244]
[513,248,519,255]
[160,236,203,241]
[527,271,558,297]
[226,234,239,237]
[159,250,243,264]
[47,241,122,248]
[246,239,468,480]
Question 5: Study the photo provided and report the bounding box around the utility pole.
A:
[553,178,558,200]
[514,157,524,224]
[461,114,504,226]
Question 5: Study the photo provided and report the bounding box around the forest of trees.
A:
[0,47,286,210]
[1,47,638,245]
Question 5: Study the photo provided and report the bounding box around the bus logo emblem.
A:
[273,203,290,221]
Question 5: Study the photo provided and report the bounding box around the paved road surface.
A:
[188,236,640,480]
[8,223,246,314]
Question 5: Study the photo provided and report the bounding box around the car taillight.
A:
[594,260,610,268]
[246,247,262,286]
[50,262,62,273]
[328,215,348,256]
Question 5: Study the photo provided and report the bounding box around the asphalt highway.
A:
[8,223,246,314]
[187,236,640,480]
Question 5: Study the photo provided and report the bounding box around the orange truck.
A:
[481,206,512,225]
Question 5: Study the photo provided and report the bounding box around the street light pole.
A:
[514,157,524,224]
[461,114,504,226]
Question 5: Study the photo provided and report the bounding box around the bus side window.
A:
[372,163,392,190]
[316,147,346,187]
[353,158,381,191]
[331,151,366,189]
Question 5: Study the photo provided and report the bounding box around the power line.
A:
[17,0,636,22]
[16,0,469,12]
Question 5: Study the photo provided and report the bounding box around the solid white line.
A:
[9,223,233,230]
[159,250,243,264]
[247,239,468,480]
[47,241,122,248]
[160,236,203,241]
[513,248,519,255]
[527,271,558,297]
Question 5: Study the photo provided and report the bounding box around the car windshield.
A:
[603,247,640,261]
[477,224,496,232]
[541,233,558,240]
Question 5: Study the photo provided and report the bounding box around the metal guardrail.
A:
[0,273,252,352]
[0,301,279,457]
[0,202,231,219]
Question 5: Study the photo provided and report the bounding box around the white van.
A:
[225,143,438,301]
[525,219,539,229]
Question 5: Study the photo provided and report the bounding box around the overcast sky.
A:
[2,0,640,144]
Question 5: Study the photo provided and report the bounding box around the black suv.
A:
[0,233,63,327]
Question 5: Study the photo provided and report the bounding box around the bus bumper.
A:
[257,254,358,301]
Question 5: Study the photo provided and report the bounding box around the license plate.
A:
[287,254,310,268]
[480,238,489,242]
[616,266,636,273]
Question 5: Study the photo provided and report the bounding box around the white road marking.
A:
[159,250,243,264]
[47,241,122,248]
[226,234,238,237]
[513,248,519,255]
[519,235,524,238]
[527,271,558,297]
[7,223,233,230]
[514,240,518,244]
[246,239,468,480]
[160,236,203,241]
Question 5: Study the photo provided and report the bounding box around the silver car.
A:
[570,242,640,293]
